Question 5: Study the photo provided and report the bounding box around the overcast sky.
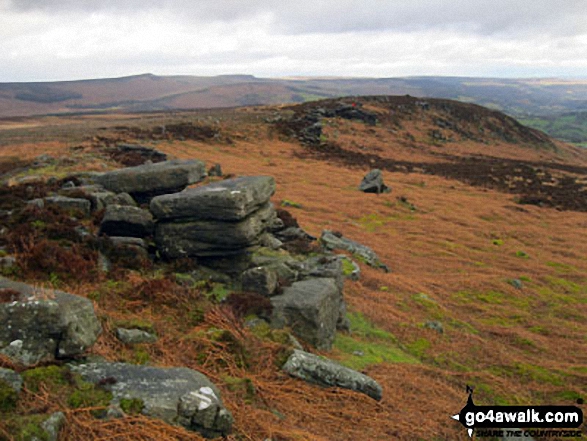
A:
[1,0,587,82]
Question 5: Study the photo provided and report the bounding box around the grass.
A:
[333,311,418,370]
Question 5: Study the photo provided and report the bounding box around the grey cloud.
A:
[5,0,587,36]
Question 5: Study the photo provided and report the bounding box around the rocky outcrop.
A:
[95,159,206,203]
[153,176,277,258]
[70,362,233,438]
[150,176,275,221]
[99,205,154,238]
[359,169,391,194]
[271,278,342,351]
[320,230,390,272]
[282,349,382,401]
[0,278,101,366]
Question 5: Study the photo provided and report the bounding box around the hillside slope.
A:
[0,97,586,440]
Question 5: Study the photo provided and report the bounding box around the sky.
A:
[1,0,587,82]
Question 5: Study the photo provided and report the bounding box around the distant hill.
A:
[2,74,587,143]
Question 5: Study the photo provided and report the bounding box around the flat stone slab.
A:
[70,362,233,438]
[283,349,382,401]
[271,277,341,351]
[100,205,154,238]
[0,278,101,366]
[95,160,206,201]
[155,203,275,257]
[150,176,275,221]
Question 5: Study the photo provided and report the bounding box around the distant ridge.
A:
[1,74,587,136]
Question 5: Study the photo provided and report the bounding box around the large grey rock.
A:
[0,278,101,366]
[70,362,233,438]
[43,196,91,217]
[100,205,154,238]
[321,230,390,272]
[283,349,382,401]
[95,160,206,202]
[359,169,391,194]
[155,203,276,257]
[150,176,275,221]
[271,278,341,351]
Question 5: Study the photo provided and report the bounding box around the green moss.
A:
[492,239,503,246]
[453,290,505,305]
[490,363,564,386]
[515,250,530,259]
[119,397,144,415]
[222,376,256,403]
[280,199,302,209]
[333,311,418,369]
[132,347,151,365]
[334,334,418,370]
[341,258,356,276]
[22,366,68,393]
[0,379,19,412]
[113,318,155,333]
[3,414,52,441]
[546,261,577,273]
[356,213,397,232]
[405,338,431,359]
[249,320,291,345]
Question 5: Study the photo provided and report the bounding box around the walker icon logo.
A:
[451,386,584,438]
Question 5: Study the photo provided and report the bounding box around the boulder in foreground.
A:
[70,362,233,438]
[0,278,101,366]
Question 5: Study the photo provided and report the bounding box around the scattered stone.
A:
[100,205,154,238]
[208,163,223,177]
[258,233,283,250]
[0,367,23,394]
[508,279,524,290]
[41,411,66,441]
[273,226,316,242]
[44,196,91,217]
[359,169,391,194]
[150,176,275,221]
[241,266,278,297]
[115,328,158,344]
[282,349,382,401]
[26,198,45,209]
[424,321,444,334]
[321,230,390,272]
[95,159,206,203]
[0,255,16,271]
[271,278,341,351]
[0,277,101,366]
[70,362,233,438]
[61,180,76,189]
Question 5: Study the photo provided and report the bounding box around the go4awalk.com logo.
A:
[452,386,584,438]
